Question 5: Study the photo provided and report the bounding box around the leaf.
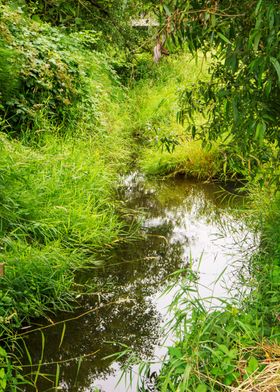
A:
[59,322,66,349]
[246,356,259,375]
[163,5,172,17]
[255,121,266,144]
[232,98,239,123]
[74,357,83,387]
[217,344,228,354]
[224,373,236,385]
[268,6,275,30]
[55,364,60,388]
[253,31,261,51]
[195,384,207,392]
[217,32,231,45]
[255,0,263,15]
[182,364,192,384]
[168,347,182,359]
[270,57,280,84]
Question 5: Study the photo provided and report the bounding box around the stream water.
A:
[21,174,256,392]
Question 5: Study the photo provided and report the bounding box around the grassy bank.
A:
[0,5,138,387]
[126,53,226,180]
[0,131,131,327]
[0,13,141,391]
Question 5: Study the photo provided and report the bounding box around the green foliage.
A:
[153,268,277,391]
[0,126,133,329]
[18,0,153,62]
[140,141,222,179]
[0,4,121,133]
[246,191,280,326]
[128,53,229,179]
[0,0,138,340]
[0,47,20,103]
[155,0,280,177]
[0,345,25,391]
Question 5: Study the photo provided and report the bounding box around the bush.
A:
[0,4,114,133]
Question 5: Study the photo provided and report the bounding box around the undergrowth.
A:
[127,53,227,180]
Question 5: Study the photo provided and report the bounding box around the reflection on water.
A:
[21,174,255,392]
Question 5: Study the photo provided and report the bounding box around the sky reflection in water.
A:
[22,174,256,392]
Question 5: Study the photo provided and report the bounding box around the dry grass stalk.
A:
[232,360,280,392]
[0,263,5,277]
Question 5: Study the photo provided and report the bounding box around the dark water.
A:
[21,174,255,392]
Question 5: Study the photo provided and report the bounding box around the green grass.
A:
[0,130,131,328]
[140,140,222,179]
[0,8,139,387]
[128,52,209,133]
[126,52,226,179]
[0,42,136,332]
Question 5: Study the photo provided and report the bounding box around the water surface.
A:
[22,174,255,392]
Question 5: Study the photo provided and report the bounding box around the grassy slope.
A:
[128,53,223,179]
[0,11,135,331]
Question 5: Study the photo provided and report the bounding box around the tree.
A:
[20,0,152,47]
[153,0,280,180]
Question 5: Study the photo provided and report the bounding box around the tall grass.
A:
[140,141,222,179]
[126,53,226,179]
[0,129,129,327]
[0,44,137,336]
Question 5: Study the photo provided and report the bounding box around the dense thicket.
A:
[0,1,153,133]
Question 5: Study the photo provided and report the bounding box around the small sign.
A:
[0,263,5,277]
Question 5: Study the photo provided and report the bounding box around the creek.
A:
[22,173,256,392]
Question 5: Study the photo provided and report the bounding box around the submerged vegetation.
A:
[0,0,279,390]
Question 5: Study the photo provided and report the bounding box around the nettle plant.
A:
[0,5,99,133]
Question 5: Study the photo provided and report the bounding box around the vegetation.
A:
[155,1,280,172]
[0,2,139,388]
[0,0,279,390]
[128,53,226,179]
[147,189,280,392]
[135,1,280,391]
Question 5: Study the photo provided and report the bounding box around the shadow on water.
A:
[20,174,255,392]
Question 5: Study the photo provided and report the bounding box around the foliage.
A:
[0,119,134,328]
[154,0,280,176]
[20,0,151,43]
[127,53,231,180]
[140,140,221,179]
[246,191,280,327]
[0,345,25,391]
[0,4,121,133]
